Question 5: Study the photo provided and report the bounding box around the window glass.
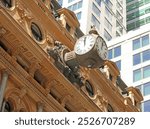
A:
[145,0,150,4]
[117,2,123,13]
[144,82,150,96]
[143,49,150,62]
[133,38,140,50]
[142,35,149,47]
[68,0,75,3]
[31,23,43,42]
[108,49,112,59]
[136,85,142,94]
[116,31,120,37]
[126,0,133,3]
[127,22,135,31]
[108,46,121,59]
[143,65,150,79]
[144,100,150,112]
[78,0,82,8]
[104,0,113,9]
[107,104,114,112]
[136,18,145,27]
[58,0,63,6]
[116,11,123,23]
[76,12,82,20]
[114,46,121,57]
[67,0,82,11]
[91,14,100,29]
[4,101,13,112]
[105,18,112,32]
[115,60,121,71]
[146,16,150,23]
[133,53,141,65]
[104,29,112,41]
[133,69,141,82]
[105,7,112,21]
[72,3,77,11]
[95,0,101,6]
[92,3,101,18]
[116,21,123,34]
[2,0,12,8]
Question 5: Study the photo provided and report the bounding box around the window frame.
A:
[133,69,142,82]
[144,100,150,112]
[31,23,43,42]
[133,35,149,50]
[143,82,150,96]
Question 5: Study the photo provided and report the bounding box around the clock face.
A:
[96,37,108,60]
[74,35,95,55]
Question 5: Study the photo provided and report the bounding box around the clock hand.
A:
[84,37,86,46]
[101,42,103,50]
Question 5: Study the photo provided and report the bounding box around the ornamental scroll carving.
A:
[93,90,108,112]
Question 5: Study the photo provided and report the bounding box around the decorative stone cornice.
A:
[11,45,28,59]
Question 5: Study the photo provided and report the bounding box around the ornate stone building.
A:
[0,0,143,112]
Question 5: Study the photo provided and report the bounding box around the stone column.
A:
[0,70,9,110]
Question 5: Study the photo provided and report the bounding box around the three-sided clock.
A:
[74,34,108,68]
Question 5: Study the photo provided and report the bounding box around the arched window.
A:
[31,23,43,42]
[2,0,12,8]
[107,104,114,112]
[4,101,13,112]
[85,80,94,97]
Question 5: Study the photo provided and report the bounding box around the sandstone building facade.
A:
[0,0,143,112]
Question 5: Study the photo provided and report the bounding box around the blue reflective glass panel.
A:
[142,35,149,47]
[143,49,150,62]
[133,38,140,50]
[133,53,141,65]
[144,100,150,112]
[108,49,112,59]
[115,60,121,71]
[143,65,150,79]
[114,46,121,57]
[133,69,141,82]
[144,82,150,96]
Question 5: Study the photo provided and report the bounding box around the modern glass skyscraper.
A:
[108,24,150,112]
[127,0,150,31]
[57,0,127,41]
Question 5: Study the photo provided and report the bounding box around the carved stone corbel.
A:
[93,90,108,111]
[59,94,72,107]
[0,27,7,37]
[28,62,41,77]
[44,79,58,94]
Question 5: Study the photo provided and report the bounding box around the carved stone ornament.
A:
[0,27,7,37]
[93,90,108,111]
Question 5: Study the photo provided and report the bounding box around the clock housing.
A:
[74,34,108,68]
